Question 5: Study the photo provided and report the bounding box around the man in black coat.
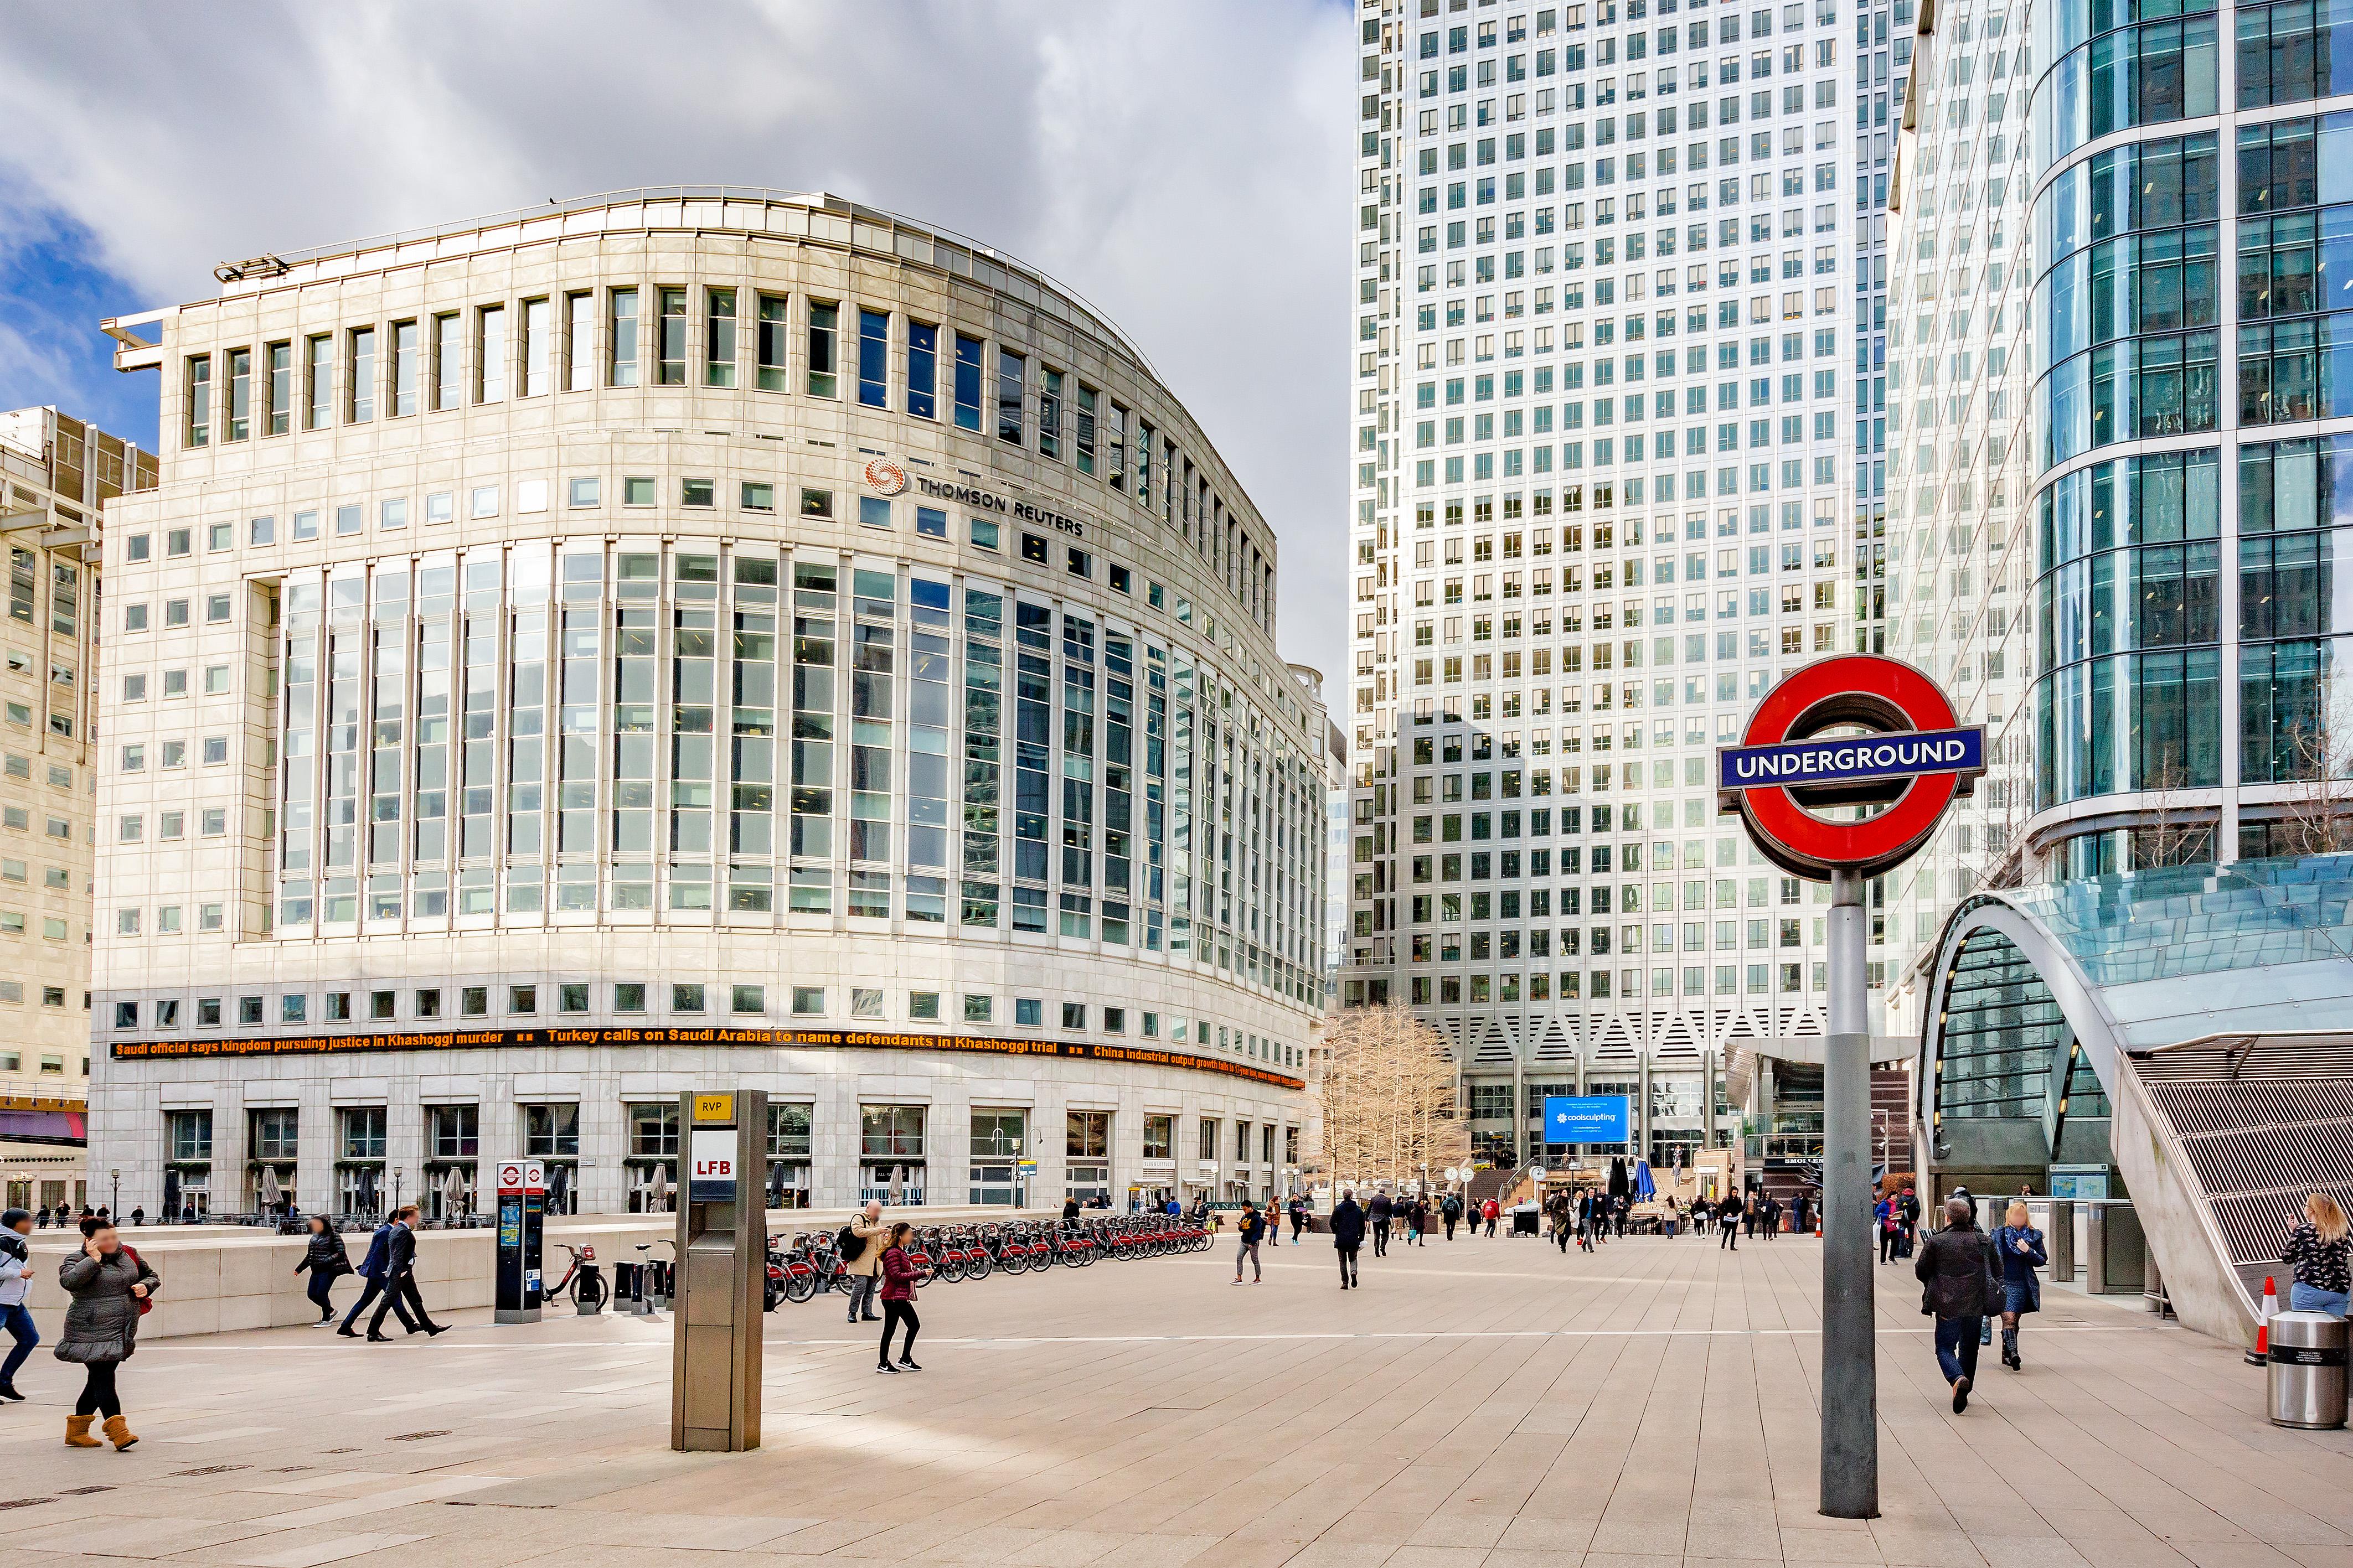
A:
[368,1205,446,1340]
[1329,1189,1366,1288]
[1366,1189,1394,1257]
[1915,1196,2003,1412]
[338,1215,412,1338]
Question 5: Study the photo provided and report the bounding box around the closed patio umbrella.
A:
[1633,1160,1655,1200]
[440,1166,467,1217]
[357,1165,379,1217]
[256,1163,283,1215]
[888,1164,905,1204]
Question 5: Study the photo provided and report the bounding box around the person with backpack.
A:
[842,1200,886,1324]
[1232,1201,1266,1284]
[1440,1191,1462,1240]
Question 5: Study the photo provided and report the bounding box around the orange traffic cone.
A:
[2246,1276,2278,1366]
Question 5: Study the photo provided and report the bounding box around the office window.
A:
[1039,369,1064,459]
[432,312,462,410]
[390,320,419,416]
[609,287,639,386]
[225,346,251,440]
[657,287,687,384]
[906,320,938,417]
[756,293,788,390]
[185,355,210,447]
[265,341,291,434]
[807,302,839,397]
[565,291,596,390]
[936,333,982,440]
[996,348,1025,444]
[306,334,332,428]
[347,327,375,422]
[705,288,736,386]
[858,307,889,407]
[522,296,552,396]
[477,306,506,402]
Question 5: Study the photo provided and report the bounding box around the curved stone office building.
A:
[89,190,1325,1219]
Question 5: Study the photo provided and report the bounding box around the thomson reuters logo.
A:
[864,458,907,496]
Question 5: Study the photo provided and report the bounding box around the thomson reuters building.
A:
[89,189,1329,1219]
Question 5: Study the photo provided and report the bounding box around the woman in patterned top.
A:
[2281,1191,2350,1317]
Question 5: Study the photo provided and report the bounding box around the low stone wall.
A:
[14,1205,1051,1341]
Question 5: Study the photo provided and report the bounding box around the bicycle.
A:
[549,1241,608,1315]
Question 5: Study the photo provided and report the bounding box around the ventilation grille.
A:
[2139,1050,2353,1266]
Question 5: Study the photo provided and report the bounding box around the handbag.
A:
[123,1245,154,1315]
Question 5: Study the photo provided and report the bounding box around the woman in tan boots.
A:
[56,1216,158,1449]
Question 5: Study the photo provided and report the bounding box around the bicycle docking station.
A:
[494,1159,546,1325]
[672,1089,768,1453]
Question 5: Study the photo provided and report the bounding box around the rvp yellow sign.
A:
[693,1093,734,1124]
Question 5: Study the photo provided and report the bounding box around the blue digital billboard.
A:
[1542,1094,1631,1144]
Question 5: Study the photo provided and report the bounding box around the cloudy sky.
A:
[0,0,1356,676]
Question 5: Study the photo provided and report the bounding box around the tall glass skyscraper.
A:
[1345,0,1897,1175]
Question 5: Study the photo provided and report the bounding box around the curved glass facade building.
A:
[87,190,1327,1218]
[2023,0,2353,874]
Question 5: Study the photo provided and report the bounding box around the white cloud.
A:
[0,0,1355,677]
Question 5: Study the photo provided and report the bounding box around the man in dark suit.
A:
[368,1205,445,1340]
[338,1213,412,1338]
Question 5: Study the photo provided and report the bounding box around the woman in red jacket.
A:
[876,1222,927,1374]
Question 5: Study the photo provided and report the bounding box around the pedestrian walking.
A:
[336,1215,410,1337]
[1482,1196,1500,1238]
[56,1217,158,1449]
[1330,1188,1365,1288]
[876,1221,927,1372]
[1690,1195,1711,1238]
[1441,1192,1461,1240]
[367,1205,444,1340]
[1990,1200,2046,1369]
[1411,1197,1431,1246]
[295,1214,353,1325]
[1876,1195,1898,1264]
[1718,1191,1744,1250]
[1575,1191,1597,1253]
[1916,1196,2003,1412]
[841,1199,888,1323]
[2280,1191,2351,1316]
[1232,1201,1266,1284]
[1,1207,36,1401]
[1897,1186,1922,1257]
[1288,1193,1308,1243]
[1368,1189,1394,1257]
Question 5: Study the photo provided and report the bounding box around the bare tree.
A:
[1318,1004,1470,1191]
[2135,752,2216,870]
[2277,676,2353,857]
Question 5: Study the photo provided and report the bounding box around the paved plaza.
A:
[3,1229,2347,1568]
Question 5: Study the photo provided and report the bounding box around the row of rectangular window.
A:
[177,289,1157,503]
[160,1102,1299,1172]
[114,735,233,773]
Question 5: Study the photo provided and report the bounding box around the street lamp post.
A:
[110,1167,120,1219]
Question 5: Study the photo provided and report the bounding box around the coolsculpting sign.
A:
[1541,1095,1631,1143]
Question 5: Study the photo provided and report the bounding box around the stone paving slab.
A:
[1,1229,2346,1568]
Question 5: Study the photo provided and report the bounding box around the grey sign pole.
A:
[1820,866,1878,1518]
[672,1089,767,1453]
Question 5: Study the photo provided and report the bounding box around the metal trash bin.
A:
[2267,1311,2349,1430]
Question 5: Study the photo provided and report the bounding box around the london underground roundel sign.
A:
[1716,655,1984,880]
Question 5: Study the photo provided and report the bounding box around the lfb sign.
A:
[1716,655,1984,879]
[689,1129,737,1202]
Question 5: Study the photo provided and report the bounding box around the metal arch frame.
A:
[1912,894,2130,1160]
